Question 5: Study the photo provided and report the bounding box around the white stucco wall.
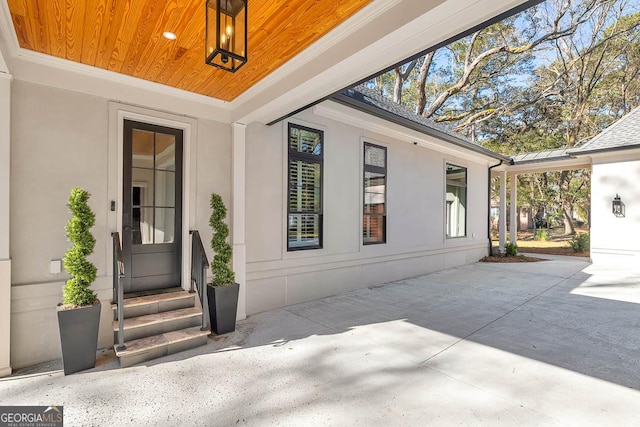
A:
[591,158,640,265]
[244,108,490,315]
[9,80,232,369]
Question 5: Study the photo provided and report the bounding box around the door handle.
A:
[124,226,133,231]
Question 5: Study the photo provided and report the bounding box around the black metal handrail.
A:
[111,232,126,351]
[190,230,209,331]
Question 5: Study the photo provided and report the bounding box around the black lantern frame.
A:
[205,0,247,73]
[612,194,625,217]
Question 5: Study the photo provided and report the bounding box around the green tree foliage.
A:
[62,188,98,307]
[370,0,640,234]
[209,193,235,286]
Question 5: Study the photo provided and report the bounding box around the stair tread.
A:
[112,306,202,331]
[115,326,209,357]
[111,290,194,309]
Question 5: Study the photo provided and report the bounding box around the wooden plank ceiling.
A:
[7,0,371,102]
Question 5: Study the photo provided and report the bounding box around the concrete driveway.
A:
[2,255,639,426]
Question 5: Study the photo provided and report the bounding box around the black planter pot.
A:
[57,303,101,375]
[207,283,239,335]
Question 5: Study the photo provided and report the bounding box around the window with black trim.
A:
[363,143,387,244]
[446,163,467,238]
[287,123,323,251]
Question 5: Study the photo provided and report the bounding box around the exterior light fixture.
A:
[612,194,625,217]
[205,0,247,73]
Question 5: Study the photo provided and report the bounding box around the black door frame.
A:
[122,119,184,292]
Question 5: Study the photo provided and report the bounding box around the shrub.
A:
[209,193,236,286]
[570,232,590,253]
[535,228,548,241]
[505,242,518,257]
[62,188,98,307]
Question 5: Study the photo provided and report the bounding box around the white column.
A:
[499,170,507,254]
[231,122,247,321]
[0,71,12,377]
[509,173,518,244]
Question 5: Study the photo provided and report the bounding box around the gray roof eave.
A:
[510,154,574,165]
[330,93,509,162]
[567,144,640,155]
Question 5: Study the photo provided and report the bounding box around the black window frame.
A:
[287,123,324,251]
[445,163,467,239]
[363,142,387,245]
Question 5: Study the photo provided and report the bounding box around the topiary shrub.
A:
[505,242,518,257]
[62,188,98,308]
[569,232,590,253]
[209,193,236,286]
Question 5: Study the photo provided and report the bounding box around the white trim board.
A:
[247,242,488,281]
[0,0,528,125]
[108,102,198,293]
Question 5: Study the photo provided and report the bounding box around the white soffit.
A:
[236,0,529,125]
[0,0,528,124]
[314,101,498,165]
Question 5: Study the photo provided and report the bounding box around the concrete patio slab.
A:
[1,255,638,426]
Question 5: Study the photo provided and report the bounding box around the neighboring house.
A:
[1,0,637,376]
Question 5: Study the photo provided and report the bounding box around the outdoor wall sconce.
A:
[205,0,247,72]
[612,194,625,217]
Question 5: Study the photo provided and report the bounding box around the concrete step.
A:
[114,326,209,368]
[112,306,203,342]
[111,289,196,319]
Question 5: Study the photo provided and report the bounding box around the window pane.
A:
[289,160,321,212]
[155,133,176,171]
[155,170,176,208]
[132,169,153,206]
[288,213,320,248]
[364,171,385,214]
[365,144,386,168]
[132,129,154,169]
[363,143,387,245]
[133,207,154,245]
[446,164,466,186]
[154,208,175,243]
[363,214,385,244]
[290,126,322,156]
[446,182,466,238]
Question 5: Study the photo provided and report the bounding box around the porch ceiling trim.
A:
[265,0,543,127]
[0,0,531,125]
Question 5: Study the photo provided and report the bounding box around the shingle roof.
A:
[511,148,571,164]
[348,85,471,141]
[332,85,508,161]
[570,105,640,154]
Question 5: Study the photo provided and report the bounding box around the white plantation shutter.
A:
[288,124,323,250]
